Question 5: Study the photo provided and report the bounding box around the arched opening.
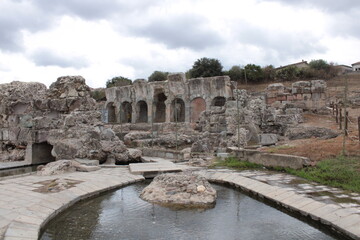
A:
[106,102,116,123]
[212,96,226,107]
[120,101,132,123]
[171,98,185,122]
[32,142,56,165]
[190,97,206,123]
[136,101,148,123]
[153,92,167,123]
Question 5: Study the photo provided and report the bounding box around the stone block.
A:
[260,134,278,146]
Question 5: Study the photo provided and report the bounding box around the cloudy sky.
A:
[0,0,359,88]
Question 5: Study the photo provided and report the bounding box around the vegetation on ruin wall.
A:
[106,76,132,88]
[213,156,360,193]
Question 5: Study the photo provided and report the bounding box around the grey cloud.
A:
[0,0,156,52]
[259,0,360,12]
[236,23,327,60]
[31,49,89,68]
[131,15,224,50]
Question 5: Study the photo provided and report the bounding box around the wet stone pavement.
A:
[203,168,360,213]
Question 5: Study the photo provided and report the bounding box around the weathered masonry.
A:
[104,73,234,125]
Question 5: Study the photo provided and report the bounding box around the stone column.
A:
[165,100,171,123]
[148,101,153,124]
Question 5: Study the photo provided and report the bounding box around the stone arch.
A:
[190,97,206,123]
[171,98,185,122]
[106,102,116,123]
[153,92,167,123]
[120,101,132,123]
[212,96,226,107]
[136,101,148,123]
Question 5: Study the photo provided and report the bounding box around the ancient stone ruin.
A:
[0,73,333,167]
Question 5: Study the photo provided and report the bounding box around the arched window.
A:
[136,101,148,123]
[120,101,132,123]
[212,96,226,107]
[106,102,116,123]
[153,92,167,123]
[190,97,206,123]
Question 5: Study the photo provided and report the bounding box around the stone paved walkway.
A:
[0,158,359,240]
[0,167,144,240]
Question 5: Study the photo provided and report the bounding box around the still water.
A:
[41,182,337,240]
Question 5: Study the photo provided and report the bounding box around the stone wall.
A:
[266,80,327,110]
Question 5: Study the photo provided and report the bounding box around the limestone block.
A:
[8,115,19,127]
[311,80,326,93]
[9,127,20,141]
[19,115,33,128]
[260,134,278,146]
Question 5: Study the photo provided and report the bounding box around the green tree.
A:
[275,66,300,81]
[262,65,276,82]
[189,57,223,78]
[106,76,132,88]
[244,64,264,83]
[227,65,243,82]
[148,71,168,82]
[309,59,330,71]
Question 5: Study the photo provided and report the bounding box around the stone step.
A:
[129,162,182,178]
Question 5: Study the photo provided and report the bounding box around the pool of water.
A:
[41,182,338,240]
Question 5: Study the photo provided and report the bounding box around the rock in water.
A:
[140,172,216,207]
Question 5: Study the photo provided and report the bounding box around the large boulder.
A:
[140,172,217,207]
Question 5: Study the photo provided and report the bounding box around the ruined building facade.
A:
[104,73,234,126]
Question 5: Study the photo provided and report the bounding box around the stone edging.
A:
[204,171,360,240]
[2,174,144,240]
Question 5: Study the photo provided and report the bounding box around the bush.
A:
[106,76,132,88]
[148,71,168,82]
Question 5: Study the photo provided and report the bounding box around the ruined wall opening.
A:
[106,102,116,123]
[136,101,148,123]
[153,92,167,123]
[32,142,56,165]
[190,97,206,123]
[171,98,185,122]
[120,101,132,123]
[212,96,226,107]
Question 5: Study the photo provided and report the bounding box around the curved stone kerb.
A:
[205,171,360,240]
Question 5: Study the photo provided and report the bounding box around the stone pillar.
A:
[184,101,190,123]
[148,101,153,124]
[165,100,171,123]
[131,103,137,124]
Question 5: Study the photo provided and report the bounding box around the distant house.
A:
[276,60,309,71]
[352,61,360,71]
[335,65,352,75]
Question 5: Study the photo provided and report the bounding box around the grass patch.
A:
[212,157,263,170]
[212,155,360,193]
[285,155,360,193]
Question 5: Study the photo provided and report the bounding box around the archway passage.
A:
[154,92,167,123]
[171,98,185,122]
[106,102,116,123]
[32,142,56,165]
[136,101,148,123]
[212,96,226,107]
[120,101,132,123]
[190,97,206,123]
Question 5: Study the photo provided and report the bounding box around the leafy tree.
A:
[227,65,243,82]
[275,66,300,81]
[189,57,223,78]
[148,71,168,82]
[90,89,106,102]
[309,59,330,71]
[262,65,276,82]
[106,76,132,88]
[244,64,264,83]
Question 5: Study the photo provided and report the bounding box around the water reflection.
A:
[41,182,337,240]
